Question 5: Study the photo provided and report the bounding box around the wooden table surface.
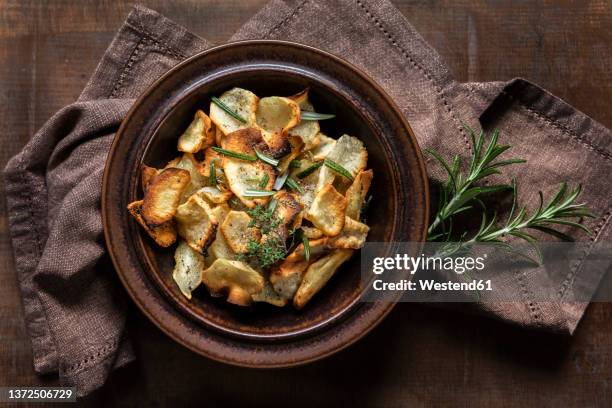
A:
[1,1,611,406]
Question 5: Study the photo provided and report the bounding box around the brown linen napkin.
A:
[4,0,612,397]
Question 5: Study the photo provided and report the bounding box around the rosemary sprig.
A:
[286,177,304,193]
[302,234,311,262]
[289,160,302,168]
[324,158,353,181]
[296,161,323,179]
[259,173,270,188]
[212,147,257,162]
[209,160,217,186]
[243,189,276,198]
[255,148,279,167]
[427,125,593,252]
[300,111,335,121]
[211,96,247,123]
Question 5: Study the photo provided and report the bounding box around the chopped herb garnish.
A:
[212,146,257,161]
[324,158,353,181]
[289,160,302,168]
[296,161,323,179]
[259,173,270,188]
[209,160,217,186]
[255,149,279,167]
[273,170,289,190]
[300,111,336,121]
[238,236,286,269]
[286,177,303,193]
[211,96,247,123]
[247,204,281,234]
[243,189,276,198]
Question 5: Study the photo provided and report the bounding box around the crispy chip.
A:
[174,153,209,201]
[127,200,176,247]
[328,217,370,249]
[293,249,354,309]
[310,133,336,160]
[345,169,373,220]
[305,183,347,236]
[316,134,367,193]
[252,279,288,307]
[209,87,258,135]
[164,156,181,169]
[276,136,304,173]
[201,259,264,306]
[173,240,204,299]
[222,128,276,208]
[208,204,235,262]
[221,211,261,254]
[196,186,233,204]
[175,194,218,254]
[142,168,191,226]
[177,110,215,153]
[256,96,300,155]
[141,165,159,192]
[288,89,320,150]
[270,259,310,300]
[301,226,324,239]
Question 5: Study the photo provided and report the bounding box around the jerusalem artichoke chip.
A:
[127,200,176,247]
[141,165,159,192]
[285,237,330,262]
[222,128,276,208]
[288,90,320,150]
[174,153,208,200]
[345,169,373,220]
[301,226,324,240]
[201,259,264,306]
[316,134,367,193]
[305,183,347,236]
[310,133,336,160]
[252,279,288,307]
[256,96,300,155]
[196,186,233,204]
[209,87,258,135]
[293,249,354,309]
[221,211,261,254]
[173,240,205,299]
[177,110,215,153]
[208,204,235,262]
[175,194,218,254]
[270,258,311,300]
[328,217,370,249]
[142,168,191,226]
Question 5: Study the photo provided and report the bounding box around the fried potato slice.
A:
[273,191,303,233]
[127,200,176,247]
[329,217,370,249]
[177,110,215,153]
[142,168,191,226]
[305,183,347,236]
[301,226,324,240]
[221,211,261,254]
[256,96,300,155]
[201,147,223,177]
[209,87,258,135]
[270,258,310,300]
[208,204,234,263]
[316,134,368,193]
[293,249,354,309]
[173,240,205,299]
[201,259,264,306]
[345,169,373,220]
[288,89,320,151]
[141,165,159,192]
[252,279,288,307]
[196,186,233,204]
[222,128,276,208]
[174,153,208,200]
[175,194,218,254]
[310,133,336,160]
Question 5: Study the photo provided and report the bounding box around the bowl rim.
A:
[102,39,429,367]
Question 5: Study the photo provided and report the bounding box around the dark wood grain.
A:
[1,1,611,406]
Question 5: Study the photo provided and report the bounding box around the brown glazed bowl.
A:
[102,40,428,367]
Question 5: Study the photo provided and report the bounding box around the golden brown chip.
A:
[293,249,354,309]
[164,156,181,169]
[141,165,159,192]
[305,183,347,236]
[345,169,373,220]
[201,259,264,306]
[177,110,215,153]
[316,134,367,193]
[127,200,176,247]
[252,279,288,307]
[221,211,261,254]
[222,128,276,208]
[276,136,305,173]
[256,96,300,155]
[288,89,320,150]
[142,168,191,226]
[174,153,208,201]
[175,194,218,254]
[173,240,204,299]
[310,133,336,160]
[301,226,324,239]
[196,186,233,204]
[208,204,235,261]
[270,259,311,300]
[328,217,370,249]
[209,87,258,135]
